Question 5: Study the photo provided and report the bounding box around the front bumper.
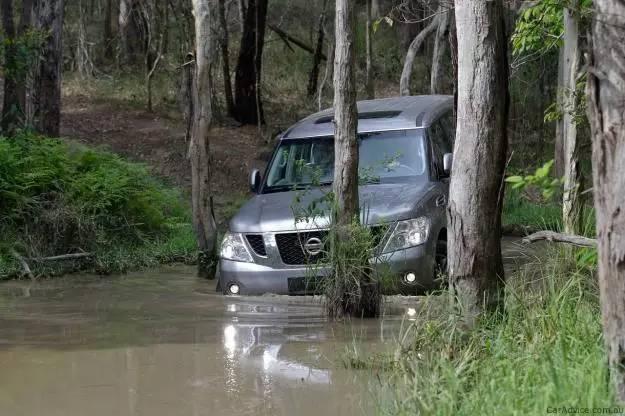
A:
[217,244,436,296]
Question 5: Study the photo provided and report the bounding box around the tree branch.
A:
[268,24,327,60]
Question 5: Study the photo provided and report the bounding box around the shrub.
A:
[0,132,194,277]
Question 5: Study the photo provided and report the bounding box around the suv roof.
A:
[283,95,453,140]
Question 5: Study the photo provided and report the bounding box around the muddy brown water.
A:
[0,238,535,416]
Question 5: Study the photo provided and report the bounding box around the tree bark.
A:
[17,0,35,123]
[448,0,509,320]
[554,41,565,179]
[217,0,235,117]
[561,0,582,235]
[330,0,379,318]
[430,1,452,95]
[104,0,114,59]
[333,0,359,226]
[190,0,218,279]
[586,0,625,402]
[364,0,374,99]
[399,15,439,96]
[233,0,268,125]
[33,0,64,137]
[1,0,20,133]
[307,0,328,97]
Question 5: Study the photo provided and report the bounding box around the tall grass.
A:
[365,247,614,415]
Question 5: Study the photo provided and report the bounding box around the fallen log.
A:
[522,231,597,248]
[28,252,94,262]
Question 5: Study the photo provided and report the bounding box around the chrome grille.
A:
[245,234,267,256]
[275,231,328,265]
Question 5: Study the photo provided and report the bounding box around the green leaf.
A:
[505,176,524,183]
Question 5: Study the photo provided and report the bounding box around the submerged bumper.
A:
[217,245,436,296]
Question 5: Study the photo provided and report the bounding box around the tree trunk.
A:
[333,0,358,227]
[307,0,328,97]
[233,0,268,125]
[217,0,234,117]
[237,0,245,33]
[1,0,20,134]
[430,1,451,95]
[555,46,565,178]
[448,0,509,321]
[17,0,35,123]
[330,0,379,318]
[561,1,582,235]
[190,0,218,279]
[371,0,380,18]
[104,0,114,59]
[364,0,374,99]
[118,0,143,66]
[586,0,625,402]
[399,15,439,96]
[33,0,64,137]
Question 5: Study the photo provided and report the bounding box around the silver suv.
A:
[217,95,455,295]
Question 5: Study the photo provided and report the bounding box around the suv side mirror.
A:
[249,169,262,193]
[443,153,453,176]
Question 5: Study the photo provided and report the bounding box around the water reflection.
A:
[0,266,417,416]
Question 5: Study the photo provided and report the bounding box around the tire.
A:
[434,239,448,289]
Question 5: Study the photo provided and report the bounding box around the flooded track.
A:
[0,238,535,416]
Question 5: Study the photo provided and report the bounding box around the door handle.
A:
[435,195,447,207]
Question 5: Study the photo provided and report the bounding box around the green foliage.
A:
[505,160,562,201]
[512,0,564,56]
[0,29,45,82]
[0,133,195,278]
[361,248,612,415]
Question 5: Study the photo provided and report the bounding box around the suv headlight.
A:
[382,217,430,253]
[220,232,253,263]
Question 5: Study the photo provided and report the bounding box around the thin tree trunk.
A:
[430,1,452,95]
[104,0,114,59]
[371,0,380,18]
[448,0,509,321]
[118,0,133,64]
[561,0,582,234]
[554,46,565,178]
[233,0,268,125]
[1,0,20,133]
[237,0,245,33]
[364,0,374,99]
[318,34,334,111]
[190,0,218,279]
[33,0,64,137]
[217,0,234,117]
[307,0,328,97]
[586,0,625,402]
[17,0,35,122]
[399,15,439,96]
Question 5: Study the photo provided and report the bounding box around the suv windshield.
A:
[264,129,427,192]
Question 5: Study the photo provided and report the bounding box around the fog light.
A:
[405,272,416,283]
[229,284,240,295]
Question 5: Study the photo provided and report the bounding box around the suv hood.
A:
[229,182,433,233]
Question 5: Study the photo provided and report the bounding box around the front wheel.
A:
[434,239,448,289]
